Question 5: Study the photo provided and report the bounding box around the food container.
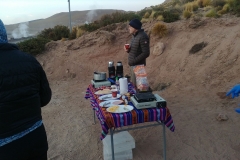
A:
[94,72,106,81]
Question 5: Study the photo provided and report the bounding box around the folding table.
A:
[85,84,175,160]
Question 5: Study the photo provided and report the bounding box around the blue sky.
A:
[1,0,165,25]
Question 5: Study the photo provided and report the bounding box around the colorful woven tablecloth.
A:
[85,84,175,140]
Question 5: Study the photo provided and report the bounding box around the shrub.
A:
[38,28,54,40]
[156,15,164,21]
[226,0,240,15]
[206,9,218,17]
[61,38,67,41]
[152,5,165,12]
[153,11,163,19]
[149,11,156,18]
[76,28,85,38]
[80,23,100,32]
[137,9,152,17]
[171,0,181,6]
[144,12,150,18]
[185,2,199,12]
[38,25,70,41]
[218,3,230,14]
[215,6,223,11]
[183,10,192,18]
[183,0,195,3]
[151,22,168,38]
[197,0,211,7]
[17,37,50,56]
[69,27,77,40]
[141,18,149,23]
[162,11,180,23]
[99,14,113,27]
[211,0,226,7]
[53,25,70,40]
[204,5,213,11]
[203,0,211,7]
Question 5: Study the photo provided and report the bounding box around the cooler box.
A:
[103,131,135,160]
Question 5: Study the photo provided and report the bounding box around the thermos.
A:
[108,61,115,82]
[116,61,123,79]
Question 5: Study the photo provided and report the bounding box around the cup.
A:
[125,44,130,49]
[111,89,118,97]
[111,85,117,89]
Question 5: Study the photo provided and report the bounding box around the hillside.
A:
[33,14,240,160]
[5,9,122,39]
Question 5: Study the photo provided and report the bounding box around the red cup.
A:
[125,44,130,49]
[111,89,118,97]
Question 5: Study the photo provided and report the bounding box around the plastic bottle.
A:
[115,76,119,91]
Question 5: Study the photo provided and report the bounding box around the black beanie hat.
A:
[129,19,142,30]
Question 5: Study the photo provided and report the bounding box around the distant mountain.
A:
[5,9,123,39]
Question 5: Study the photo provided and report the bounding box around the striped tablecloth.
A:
[85,84,175,140]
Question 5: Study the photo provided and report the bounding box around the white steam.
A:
[86,10,97,24]
[12,22,30,39]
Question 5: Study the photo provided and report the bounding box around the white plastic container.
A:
[102,131,135,154]
[103,148,133,160]
[119,77,128,94]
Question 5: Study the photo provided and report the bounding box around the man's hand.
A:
[226,84,240,98]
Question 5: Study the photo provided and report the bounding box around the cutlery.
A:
[123,107,130,111]
[102,95,113,100]
[103,102,111,107]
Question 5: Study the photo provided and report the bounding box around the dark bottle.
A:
[116,61,123,79]
[108,61,115,82]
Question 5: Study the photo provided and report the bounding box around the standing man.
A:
[0,19,52,160]
[124,18,150,87]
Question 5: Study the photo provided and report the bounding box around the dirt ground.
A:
[36,15,240,160]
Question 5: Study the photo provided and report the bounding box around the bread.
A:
[95,89,111,95]
[108,106,119,112]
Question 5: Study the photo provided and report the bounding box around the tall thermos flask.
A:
[116,61,123,79]
[108,61,115,82]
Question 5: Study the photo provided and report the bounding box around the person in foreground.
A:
[226,84,240,113]
[0,19,52,160]
[124,18,150,87]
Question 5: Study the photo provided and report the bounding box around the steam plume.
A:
[12,22,30,39]
[85,10,97,24]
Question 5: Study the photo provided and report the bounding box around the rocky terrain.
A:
[36,15,240,160]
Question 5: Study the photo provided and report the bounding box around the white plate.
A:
[107,105,134,113]
[99,100,124,107]
[99,94,121,100]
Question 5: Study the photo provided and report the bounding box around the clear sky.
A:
[1,0,165,25]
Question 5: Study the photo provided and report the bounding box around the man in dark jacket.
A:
[0,19,52,160]
[124,18,150,87]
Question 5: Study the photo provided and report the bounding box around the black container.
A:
[116,61,123,79]
[108,61,115,82]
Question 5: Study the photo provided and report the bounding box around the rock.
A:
[216,114,228,121]
[152,42,165,56]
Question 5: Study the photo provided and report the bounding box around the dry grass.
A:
[156,15,164,21]
[183,10,192,19]
[185,1,199,12]
[144,12,150,18]
[76,27,85,38]
[151,22,168,38]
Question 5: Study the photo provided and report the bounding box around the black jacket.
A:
[0,43,52,138]
[128,29,150,66]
